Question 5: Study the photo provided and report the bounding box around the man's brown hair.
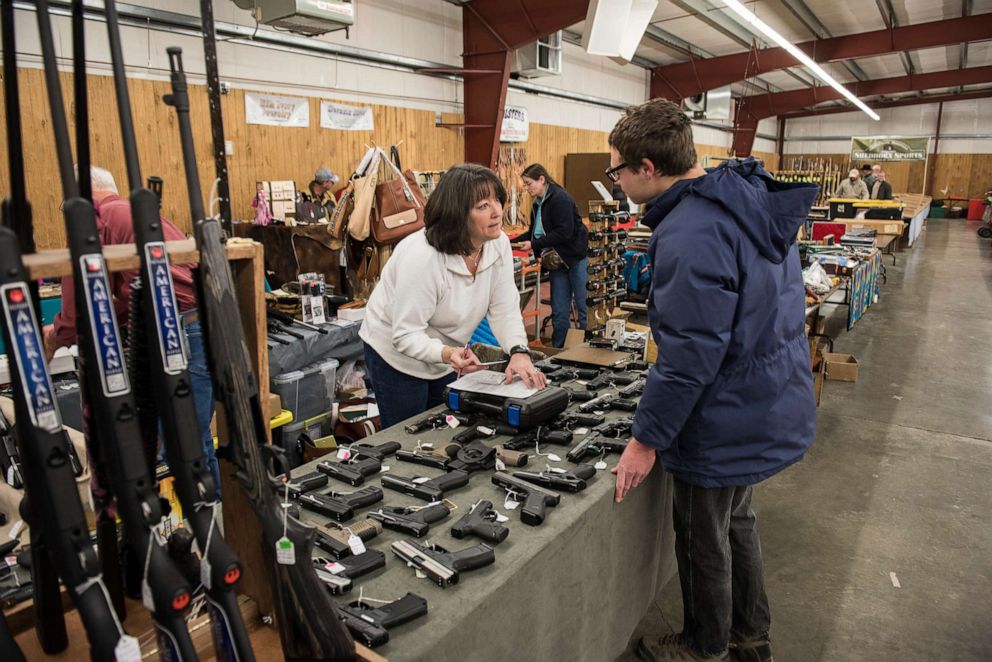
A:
[608,99,696,177]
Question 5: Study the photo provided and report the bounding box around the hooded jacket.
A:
[633,158,817,487]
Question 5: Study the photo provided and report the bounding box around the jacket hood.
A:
[641,157,818,264]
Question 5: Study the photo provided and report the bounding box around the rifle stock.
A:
[163,46,355,662]
[34,1,196,655]
[102,1,253,657]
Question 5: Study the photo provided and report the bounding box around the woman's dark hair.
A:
[522,163,557,188]
[424,163,507,256]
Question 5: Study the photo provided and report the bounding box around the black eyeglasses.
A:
[604,162,628,183]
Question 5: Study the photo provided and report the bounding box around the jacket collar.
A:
[639,178,697,231]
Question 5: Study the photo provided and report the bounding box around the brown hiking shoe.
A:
[728,637,774,662]
[637,633,729,662]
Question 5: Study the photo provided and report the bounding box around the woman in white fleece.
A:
[360,164,547,428]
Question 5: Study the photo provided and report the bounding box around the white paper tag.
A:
[494,512,510,523]
[412,477,431,484]
[575,427,589,436]
[549,467,567,474]
[418,442,434,449]
[6,467,13,484]
[336,448,352,461]
[503,496,520,510]
[547,453,562,462]
[141,580,155,612]
[594,460,608,470]
[200,557,212,590]
[114,634,143,662]
[495,457,506,472]
[276,537,296,565]
[445,415,461,429]
[8,520,24,540]
[415,569,427,579]
[379,465,390,473]
[325,561,345,575]
[478,426,495,436]
[4,556,16,566]
[593,410,606,416]
[348,534,367,556]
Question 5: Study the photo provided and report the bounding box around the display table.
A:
[899,194,931,246]
[231,221,342,292]
[292,398,676,662]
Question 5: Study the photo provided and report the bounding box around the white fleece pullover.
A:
[359,229,528,379]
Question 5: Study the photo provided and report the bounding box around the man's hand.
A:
[612,437,656,503]
[505,352,546,389]
[516,241,532,252]
[42,324,58,363]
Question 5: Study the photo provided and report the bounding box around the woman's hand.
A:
[444,345,483,376]
[504,352,547,389]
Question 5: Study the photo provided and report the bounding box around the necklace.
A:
[466,246,483,267]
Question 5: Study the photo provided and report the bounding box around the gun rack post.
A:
[23,237,273,615]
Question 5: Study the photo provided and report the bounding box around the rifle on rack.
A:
[102,2,255,657]
[36,2,198,656]
[1,4,67,653]
[163,46,356,661]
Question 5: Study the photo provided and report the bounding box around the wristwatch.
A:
[509,345,529,356]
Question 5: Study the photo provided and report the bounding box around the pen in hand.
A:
[455,342,469,379]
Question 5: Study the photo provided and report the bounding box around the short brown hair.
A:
[424,164,507,256]
[608,99,696,177]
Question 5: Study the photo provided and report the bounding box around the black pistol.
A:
[338,593,428,649]
[395,446,451,470]
[297,486,383,522]
[381,469,469,502]
[491,473,561,526]
[513,464,598,493]
[367,503,451,537]
[450,500,509,544]
[313,549,387,595]
[316,456,382,486]
[347,441,401,461]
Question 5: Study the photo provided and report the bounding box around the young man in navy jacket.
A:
[608,100,817,662]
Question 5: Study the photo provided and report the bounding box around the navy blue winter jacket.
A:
[633,158,817,487]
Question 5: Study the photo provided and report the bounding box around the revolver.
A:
[491,473,561,526]
[450,499,509,544]
[390,539,495,588]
